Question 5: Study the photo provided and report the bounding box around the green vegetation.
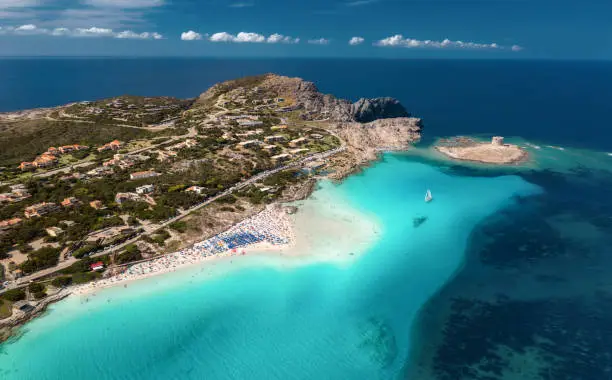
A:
[28,282,46,299]
[19,247,61,274]
[0,299,12,319]
[169,221,187,233]
[51,276,72,288]
[263,169,301,187]
[72,244,98,259]
[1,288,25,302]
[115,244,142,265]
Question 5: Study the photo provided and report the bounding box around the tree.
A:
[19,247,61,274]
[2,288,25,302]
[51,276,72,288]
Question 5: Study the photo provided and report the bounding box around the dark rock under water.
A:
[406,161,612,380]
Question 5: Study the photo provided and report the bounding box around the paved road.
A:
[2,145,345,291]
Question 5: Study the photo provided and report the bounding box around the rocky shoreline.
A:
[0,290,70,343]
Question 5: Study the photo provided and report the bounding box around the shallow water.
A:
[0,154,540,380]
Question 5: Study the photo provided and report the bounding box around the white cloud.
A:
[51,27,70,36]
[374,34,516,50]
[511,44,523,52]
[234,32,266,43]
[72,27,115,37]
[266,33,299,44]
[0,24,163,39]
[181,30,202,41]
[116,30,162,39]
[83,0,165,8]
[208,32,299,44]
[209,32,235,42]
[348,36,364,45]
[308,38,330,45]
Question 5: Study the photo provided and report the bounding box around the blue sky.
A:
[0,0,610,59]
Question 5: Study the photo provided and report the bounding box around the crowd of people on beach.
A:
[72,206,293,294]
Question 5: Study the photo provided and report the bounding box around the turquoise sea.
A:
[0,154,540,379]
[2,59,612,379]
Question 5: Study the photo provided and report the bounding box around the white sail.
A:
[425,189,432,202]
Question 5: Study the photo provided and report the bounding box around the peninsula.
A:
[435,136,528,164]
[0,74,421,340]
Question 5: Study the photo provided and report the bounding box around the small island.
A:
[435,136,528,165]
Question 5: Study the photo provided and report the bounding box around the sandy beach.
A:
[72,204,295,295]
[72,190,380,296]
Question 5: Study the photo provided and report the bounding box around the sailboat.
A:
[425,189,433,203]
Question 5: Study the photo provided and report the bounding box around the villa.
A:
[0,217,22,233]
[237,140,261,149]
[61,197,81,208]
[89,200,104,209]
[24,202,60,218]
[97,140,123,152]
[264,135,286,143]
[45,226,64,237]
[130,171,159,180]
[271,153,291,163]
[115,192,141,204]
[136,184,155,195]
[289,137,308,148]
[186,186,206,195]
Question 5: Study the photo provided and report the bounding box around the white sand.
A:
[72,195,380,295]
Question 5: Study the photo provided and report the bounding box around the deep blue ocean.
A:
[1,59,612,380]
[2,58,612,150]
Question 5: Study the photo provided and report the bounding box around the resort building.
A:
[129,171,159,180]
[264,135,286,143]
[237,140,261,149]
[271,153,291,163]
[289,137,308,148]
[0,188,31,203]
[186,186,206,195]
[262,145,280,154]
[271,125,288,131]
[90,261,105,271]
[45,226,64,237]
[61,197,81,208]
[310,133,324,140]
[97,140,123,152]
[115,192,141,204]
[289,148,309,155]
[136,184,155,195]
[24,202,60,218]
[33,153,59,168]
[18,162,36,171]
[0,218,22,233]
[59,144,89,154]
[89,200,104,209]
[156,150,178,162]
[237,120,264,127]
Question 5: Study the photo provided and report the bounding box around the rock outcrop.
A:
[351,97,410,123]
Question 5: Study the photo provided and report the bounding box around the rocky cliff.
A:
[258,74,411,123]
[351,97,410,123]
